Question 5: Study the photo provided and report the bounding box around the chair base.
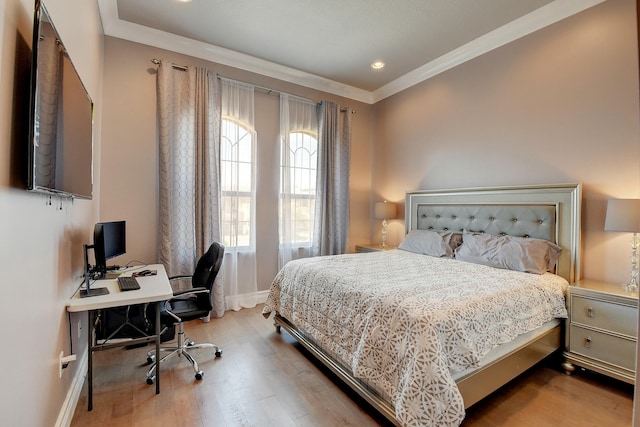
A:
[146,322,221,384]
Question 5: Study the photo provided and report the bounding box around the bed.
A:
[263,183,582,426]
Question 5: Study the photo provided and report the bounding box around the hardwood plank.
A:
[71,306,633,427]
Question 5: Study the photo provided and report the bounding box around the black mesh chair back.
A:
[145,241,225,384]
[191,242,225,312]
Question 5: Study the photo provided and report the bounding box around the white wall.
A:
[0,0,103,425]
[372,0,640,286]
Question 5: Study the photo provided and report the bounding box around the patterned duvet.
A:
[262,249,568,426]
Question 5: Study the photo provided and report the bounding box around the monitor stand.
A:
[79,287,110,298]
[80,245,111,298]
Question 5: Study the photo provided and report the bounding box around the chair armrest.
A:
[172,287,209,298]
[164,287,210,323]
[169,274,193,281]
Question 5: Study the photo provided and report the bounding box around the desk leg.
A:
[87,309,94,411]
[155,302,160,394]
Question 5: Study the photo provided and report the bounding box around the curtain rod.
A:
[217,73,290,99]
[150,58,188,71]
[150,58,354,114]
[217,74,355,114]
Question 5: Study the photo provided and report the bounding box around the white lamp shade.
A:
[604,199,640,232]
[374,201,396,219]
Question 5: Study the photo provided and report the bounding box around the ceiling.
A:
[99,0,604,104]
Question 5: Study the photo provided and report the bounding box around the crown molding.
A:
[97,0,374,104]
[370,0,605,103]
[99,0,603,105]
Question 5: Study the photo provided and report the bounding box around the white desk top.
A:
[66,264,174,312]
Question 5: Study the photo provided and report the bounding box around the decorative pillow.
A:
[454,231,562,274]
[447,232,463,252]
[398,230,461,258]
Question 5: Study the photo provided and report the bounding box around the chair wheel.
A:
[146,376,155,385]
[147,355,155,364]
[195,371,204,380]
[215,349,223,357]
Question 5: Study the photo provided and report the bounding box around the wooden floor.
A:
[71,305,634,426]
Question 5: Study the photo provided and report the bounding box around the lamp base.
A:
[625,232,639,293]
[380,219,388,248]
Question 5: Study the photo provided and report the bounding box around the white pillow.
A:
[455,231,562,274]
[398,230,461,258]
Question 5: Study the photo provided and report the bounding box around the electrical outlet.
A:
[58,351,64,378]
[59,352,77,378]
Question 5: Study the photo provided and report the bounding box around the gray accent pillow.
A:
[455,231,562,275]
[398,230,462,258]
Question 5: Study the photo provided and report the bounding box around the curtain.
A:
[313,101,351,256]
[219,79,258,311]
[278,94,319,269]
[157,62,225,317]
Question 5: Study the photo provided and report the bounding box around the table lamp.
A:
[604,198,640,292]
[374,201,397,248]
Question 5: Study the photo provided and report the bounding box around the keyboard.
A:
[117,276,140,291]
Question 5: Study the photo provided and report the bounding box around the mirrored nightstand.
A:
[562,279,638,384]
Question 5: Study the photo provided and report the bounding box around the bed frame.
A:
[274,183,582,425]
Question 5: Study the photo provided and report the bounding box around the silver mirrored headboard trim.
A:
[405,183,582,283]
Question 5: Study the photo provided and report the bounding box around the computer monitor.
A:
[80,220,126,297]
[93,220,126,278]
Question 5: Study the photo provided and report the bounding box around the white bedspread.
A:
[263,250,568,426]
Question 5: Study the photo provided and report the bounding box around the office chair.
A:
[146,242,225,384]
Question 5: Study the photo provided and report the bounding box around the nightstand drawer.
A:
[569,325,636,370]
[571,295,637,337]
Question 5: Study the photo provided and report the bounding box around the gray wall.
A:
[372,0,640,285]
[100,37,374,293]
[0,0,638,424]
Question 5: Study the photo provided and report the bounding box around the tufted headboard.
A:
[405,183,582,282]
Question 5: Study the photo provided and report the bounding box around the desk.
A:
[66,264,173,410]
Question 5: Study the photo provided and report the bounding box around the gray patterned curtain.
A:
[313,101,351,256]
[157,62,225,317]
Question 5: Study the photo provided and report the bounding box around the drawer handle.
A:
[586,306,594,318]
[583,336,592,348]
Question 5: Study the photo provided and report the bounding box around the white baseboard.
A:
[224,289,269,311]
[55,348,87,427]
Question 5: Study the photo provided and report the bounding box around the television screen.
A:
[27,0,93,199]
[93,221,126,277]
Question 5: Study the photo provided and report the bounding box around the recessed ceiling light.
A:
[176,0,192,3]
[371,61,385,70]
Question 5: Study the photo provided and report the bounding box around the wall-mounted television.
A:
[27,0,94,199]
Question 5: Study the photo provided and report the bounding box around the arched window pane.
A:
[221,118,254,248]
[280,131,317,244]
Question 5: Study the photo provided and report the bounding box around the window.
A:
[280,130,318,244]
[221,118,255,248]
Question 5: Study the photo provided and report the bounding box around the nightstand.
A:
[355,244,396,253]
[562,279,638,384]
